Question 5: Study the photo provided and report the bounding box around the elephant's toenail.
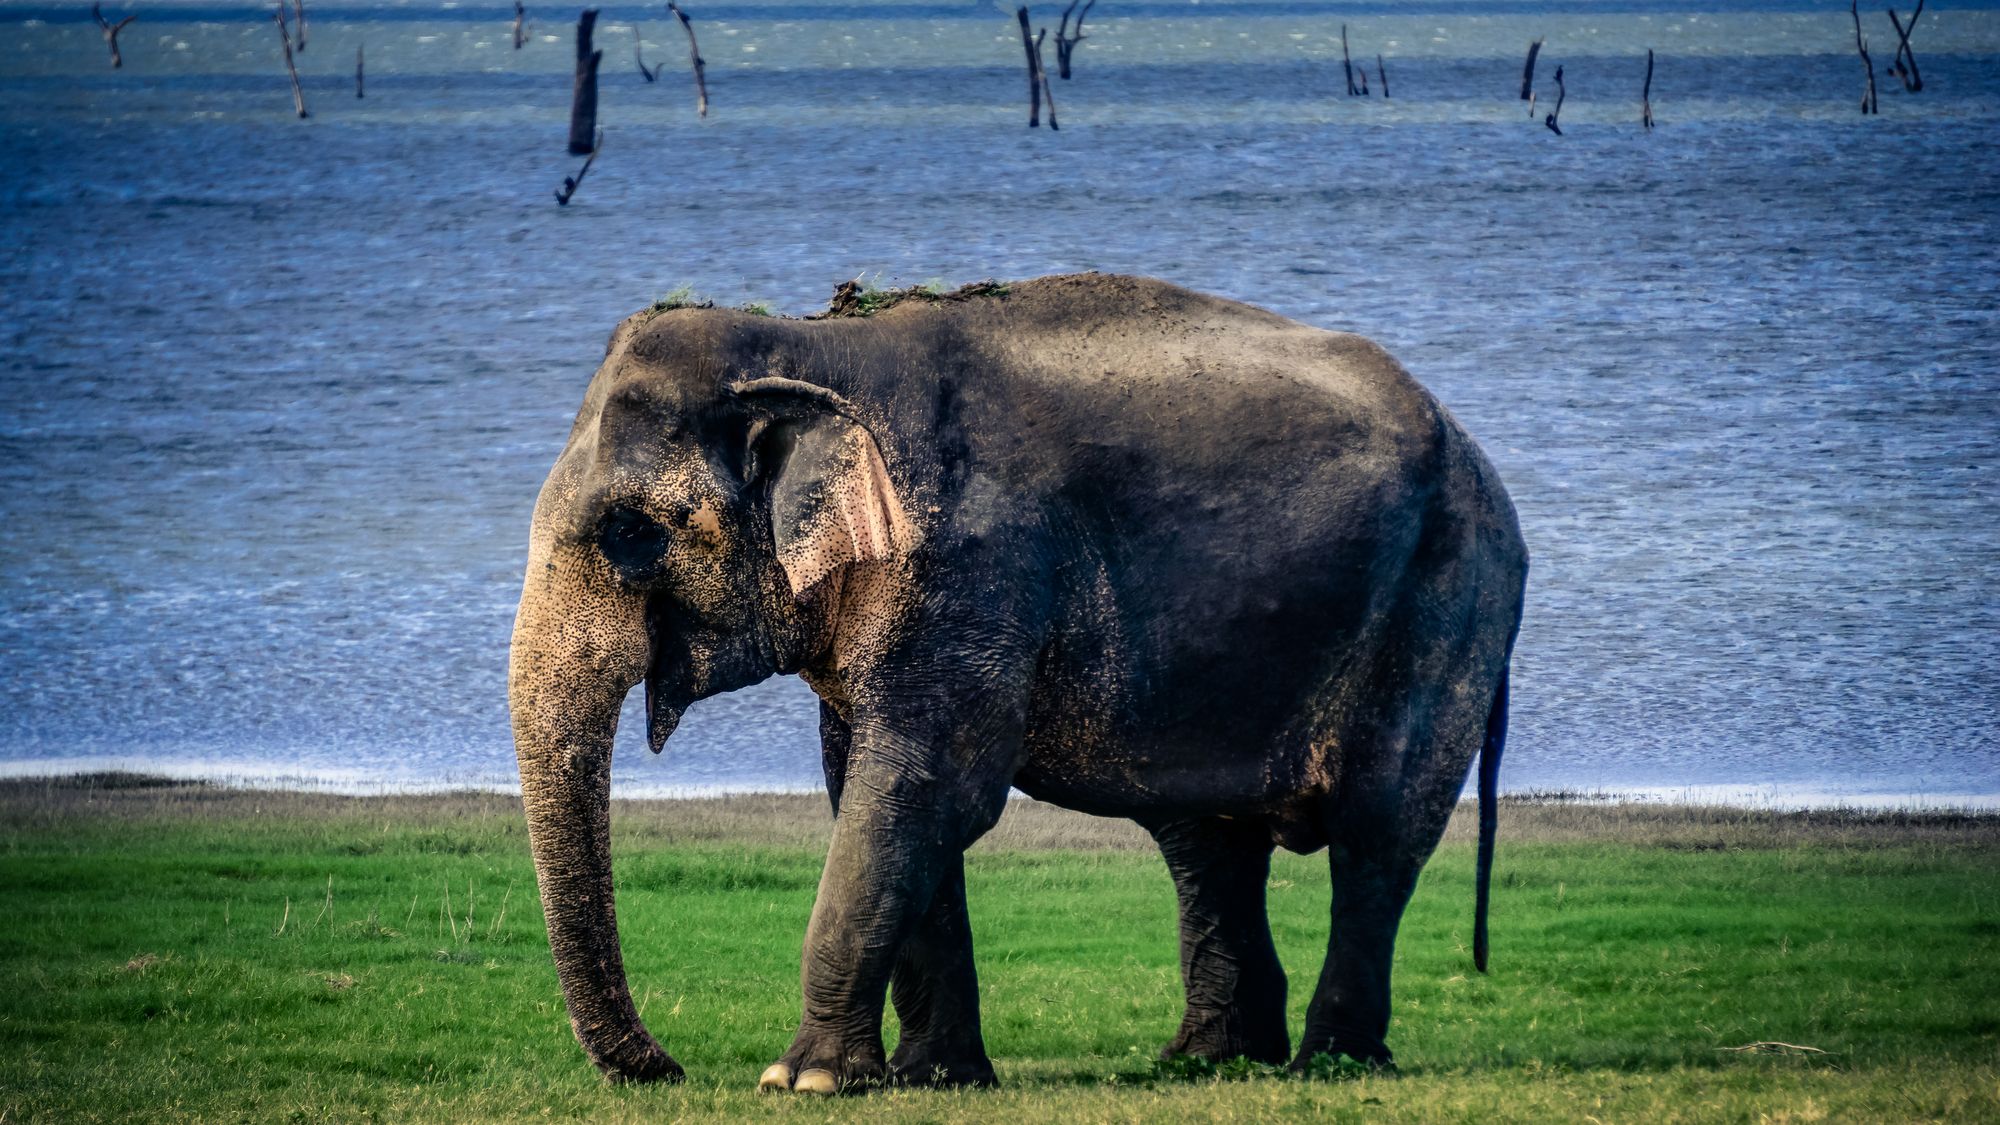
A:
[793,1068,839,1095]
[758,1063,793,1091]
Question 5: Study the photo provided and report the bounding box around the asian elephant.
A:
[508,273,1527,1093]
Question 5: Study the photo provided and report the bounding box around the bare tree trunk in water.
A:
[1851,0,1878,114]
[668,3,709,118]
[569,9,603,154]
[1055,0,1093,80]
[1015,7,1042,127]
[1886,1,1924,93]
[273,6,309,118]
[93,4,138,70]
[1341,24,1358,96]
[1641,48,1654,128]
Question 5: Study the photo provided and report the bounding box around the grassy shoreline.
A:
[3,776,1997,1122]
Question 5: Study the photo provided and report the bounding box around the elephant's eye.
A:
[597,505,671,583]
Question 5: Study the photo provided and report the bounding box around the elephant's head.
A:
[507,311,914,1081]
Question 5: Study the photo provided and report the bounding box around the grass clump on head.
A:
[640,284,714,321]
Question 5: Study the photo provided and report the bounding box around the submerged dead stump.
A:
[356,43,364,98]
[1521,37,1543,102]
[1378,53,1389,98]
[291,0,307,51]
[1544,64,1565,134]
[513,1,527,49]
[569,9,603,154]
[92,4,138,70]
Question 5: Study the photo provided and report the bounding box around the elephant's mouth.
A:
[641,595,686,754]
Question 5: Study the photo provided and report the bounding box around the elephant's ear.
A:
[732,377,914,598]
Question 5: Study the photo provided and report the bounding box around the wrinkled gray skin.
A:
[509,273,1527,1092]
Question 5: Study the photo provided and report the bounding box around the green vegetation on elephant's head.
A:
[640,285,713,320]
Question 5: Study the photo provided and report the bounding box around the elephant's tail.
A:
[1473,665,1508,974]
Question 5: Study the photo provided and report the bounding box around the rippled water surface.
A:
[2,0,1996,801]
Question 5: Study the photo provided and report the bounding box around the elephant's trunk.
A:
[510,531,684,1083]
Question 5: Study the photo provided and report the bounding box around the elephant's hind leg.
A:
[886,855,997,1087]
[1148,816,1290,1065]
[1293,838,1423,1070]
[1293,627,1509,1071]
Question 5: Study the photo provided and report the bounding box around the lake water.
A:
[2,0,1997,806]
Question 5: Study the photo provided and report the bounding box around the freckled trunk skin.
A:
[511,543,681,1083]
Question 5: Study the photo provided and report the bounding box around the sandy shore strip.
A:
[4,772,1995,852]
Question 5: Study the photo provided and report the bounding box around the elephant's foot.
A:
[757,1025,885,1096]
[887,1042,997,1088]
[1288,1036,1396,1076]
[1162,1003,1290,1067]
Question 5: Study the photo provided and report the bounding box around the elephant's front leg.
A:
[814,702,994,1088]
[887,856,995,1086]
[760,701,1022,1094]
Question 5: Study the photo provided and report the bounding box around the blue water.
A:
[2,0,1996,803]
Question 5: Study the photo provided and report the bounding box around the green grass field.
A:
[2,776,1996,1122]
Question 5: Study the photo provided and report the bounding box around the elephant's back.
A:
[923,274,1453,521]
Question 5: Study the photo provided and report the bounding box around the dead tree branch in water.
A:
[555,129,602,205]
[273,5,309,117]
[513,1,527,49]
[1340,24,1358,95]
[1886,0,1924,92]
[668,3,708,117]
[569,9,603,153]
[92,5,138,69]
[1015,7,1045,127]
[1851,0,1878,114]
[1378,54,1389,98]
[356,43,363,98]
[292,0,307,51]
[1642,48,1653,127]
[1055,0,1093,80]
[634,24,658,81]
[1544,64,1565,134]
[1521,37,1543,102]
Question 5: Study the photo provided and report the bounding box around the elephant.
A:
[508,272,1527,1094]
